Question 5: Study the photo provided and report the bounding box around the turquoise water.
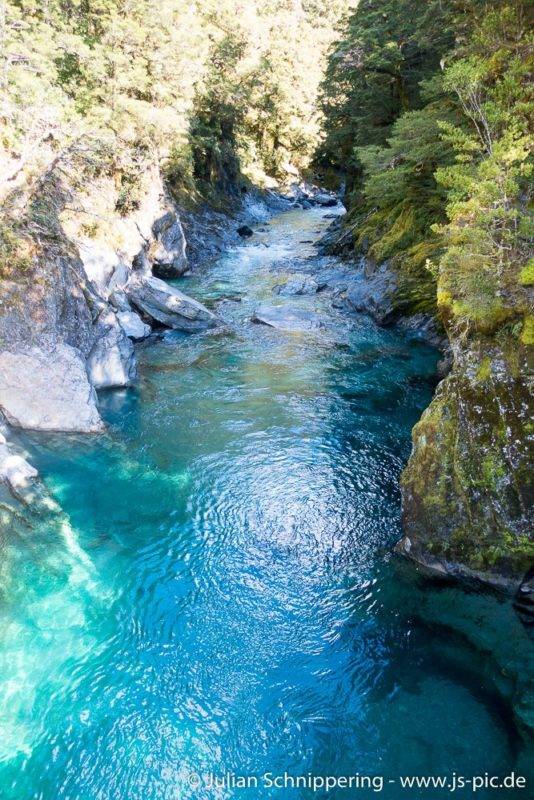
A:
[0,208,529,799]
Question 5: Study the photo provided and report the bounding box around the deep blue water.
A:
[0,208,528,799]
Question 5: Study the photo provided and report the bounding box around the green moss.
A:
[480,453,506,488]
[519,258,534,287]
[520,315,534,345]
[476,357,492,382]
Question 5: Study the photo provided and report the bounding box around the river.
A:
[0,206,527,798]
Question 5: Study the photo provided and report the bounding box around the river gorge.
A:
[0,205,531,799]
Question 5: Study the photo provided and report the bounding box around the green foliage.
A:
[317,0,455,176]
[317,1,457,314]
[318,0,533,331]
[1,0,352,218]
[519,260,534,287]
[351,105,458,312]
[434,4,533,335]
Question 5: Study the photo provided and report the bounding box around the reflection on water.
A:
[0,208,531,799]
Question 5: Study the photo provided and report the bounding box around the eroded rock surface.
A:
[87,311,137,389]
[150,211,188,279]
[117,310,151,340]
[0,344,103,432]
[127,274,219,331]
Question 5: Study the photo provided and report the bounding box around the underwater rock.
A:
[0,440,38,497]
[252,305,325,332]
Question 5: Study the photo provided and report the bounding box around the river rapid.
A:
[0,206,529,799]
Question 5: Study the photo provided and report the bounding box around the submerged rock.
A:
[273,276,320,296]
[0,344,103,432]
[237,225,254,237]
[127,274,219,332]
[252,305,325,332]
[0,437,38,499]
[0,434,38,492]
[87,311,137,389]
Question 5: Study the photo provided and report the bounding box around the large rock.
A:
[77,240,123,291]
[127,274,219,332]
[399,340,533,593]
[314,193,338,207]
[0,344,103,432]
[252,305,325,332]
[0,440,38,496]
[117,310,151,340]
[338,265,397,325]
[273,276,320,296]
[150,211,188,279]
[87,310,137,389]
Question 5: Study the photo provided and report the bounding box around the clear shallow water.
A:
[0,208,528,799]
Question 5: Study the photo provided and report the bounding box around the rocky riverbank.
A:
[0,167,340,506]
[319,215,533,600]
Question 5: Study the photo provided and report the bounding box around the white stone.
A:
[117,311,151,340]
[87,311,137,389]
[0,445,38,490]
[0,344,103,432]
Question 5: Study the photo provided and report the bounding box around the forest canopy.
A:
[1,0,352,204]
[317,0,533,336]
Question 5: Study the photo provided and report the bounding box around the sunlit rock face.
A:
[116,310,151,340]
[127,274,219,332]
[0,344,103,433]
[0,163,223,433]
[87,311,137,390]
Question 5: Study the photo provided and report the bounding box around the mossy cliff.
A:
[398,336,533,591]
[318,0,533,589]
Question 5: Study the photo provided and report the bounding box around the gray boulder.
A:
[117,310,151,340]
[0,439,38,497]
[108,288,131,312]
[342,266,397,325]
[127,274,219,332]
[87,311,137,389]
[314,193,338,207]
[252,305,325,332]
[273,276,319,296]
[0,344,103,432]
[150,212,188,278]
